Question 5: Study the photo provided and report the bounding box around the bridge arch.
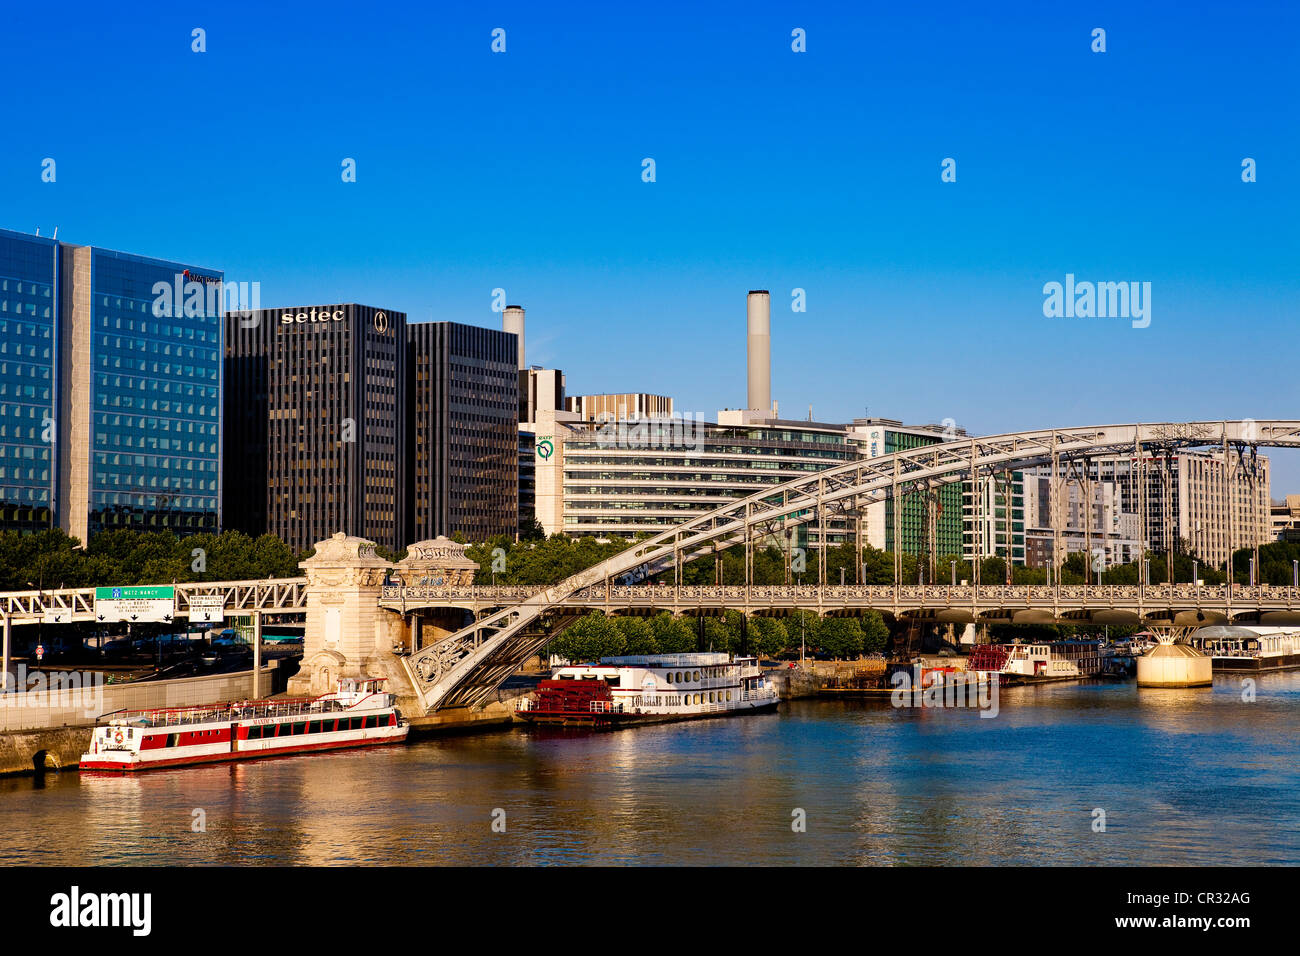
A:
[397,421,1299,711]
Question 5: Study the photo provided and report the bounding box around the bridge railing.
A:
[378,582,1300,608]
[0,578,308,622]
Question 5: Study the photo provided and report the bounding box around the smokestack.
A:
[503,305,525,370]
[746,290,771,414]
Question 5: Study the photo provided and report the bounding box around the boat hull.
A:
[1210,652,1300,672]
[517,698,779,729]
[80,726,408,773]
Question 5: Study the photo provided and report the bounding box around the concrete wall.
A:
[0,663,277,732]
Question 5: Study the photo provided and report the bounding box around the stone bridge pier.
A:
[391,538,479,654]
[286,533,413,705]
[287,534,491,720]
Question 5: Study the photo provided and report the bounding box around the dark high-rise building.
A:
[224,304,406,554]
[406,322,519,542]
[0,227,223,540]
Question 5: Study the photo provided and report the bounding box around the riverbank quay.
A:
[764,660,876,698]
[1,670,536,776]
[0,663,279,776]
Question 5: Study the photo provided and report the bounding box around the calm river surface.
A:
[3,673,1297,866]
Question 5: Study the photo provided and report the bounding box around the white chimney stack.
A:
[503,305,525,370]
[747,290,771,414]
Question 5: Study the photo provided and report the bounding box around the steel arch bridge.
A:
[397,420,1298,711]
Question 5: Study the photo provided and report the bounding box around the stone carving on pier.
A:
[288,533,397,698]
[394,537,479,587]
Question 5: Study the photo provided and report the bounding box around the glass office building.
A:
[0,229,59,532]
[0,227,223,540]
[80,247,222,537]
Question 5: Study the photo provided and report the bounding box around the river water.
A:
[3,673,1297,866]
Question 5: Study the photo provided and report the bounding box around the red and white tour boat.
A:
[80,678,408,772]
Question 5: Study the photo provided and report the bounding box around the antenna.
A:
[52,227,58,240]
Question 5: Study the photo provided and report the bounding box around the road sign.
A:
[93,586,175,623]
[41,608,69,625]
[187,594,225,623]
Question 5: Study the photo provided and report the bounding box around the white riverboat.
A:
[80,678,408,772]
[516,652,780,726]
[1189,625,1300,672]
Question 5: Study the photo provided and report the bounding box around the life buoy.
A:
[114,730,124,745]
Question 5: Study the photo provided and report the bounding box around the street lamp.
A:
[951,560,957,587]
[1249,556,1256,587]
[27,576,43,666]
[1292,559,1297,589]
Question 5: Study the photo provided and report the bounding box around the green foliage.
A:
[613,616,658,655]
[0,529,301,590]
[650,613,696,653]
[817,617,865,659]
[748,617,789,658]
[860,610,890,652]
[548,611,625,662]
[1232,541,1300,585]
[464,535,634,586]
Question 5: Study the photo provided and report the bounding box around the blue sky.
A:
[5,1,1299,486]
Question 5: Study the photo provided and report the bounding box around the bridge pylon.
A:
[287,533,412,702]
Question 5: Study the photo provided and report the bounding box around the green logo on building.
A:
[537,438,554,460]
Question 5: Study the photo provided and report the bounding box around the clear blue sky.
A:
[5,1,1298,488]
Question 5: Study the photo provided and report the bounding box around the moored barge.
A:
[1189,625,1300,672]
[516,652,779,727]
[80,678,407,772]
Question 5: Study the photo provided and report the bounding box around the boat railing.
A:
[588,700,624,714]
[105,696,346,728]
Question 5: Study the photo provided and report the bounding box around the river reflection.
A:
[2,672,1297,866]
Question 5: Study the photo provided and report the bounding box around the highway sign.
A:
[94,586,175,623]
[187,594,225,623]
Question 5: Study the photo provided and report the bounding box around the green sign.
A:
[94,586,176,623]
[95,586,175,601]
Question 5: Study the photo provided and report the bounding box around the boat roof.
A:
[1193,625,1300,639]
[599,653,733,666]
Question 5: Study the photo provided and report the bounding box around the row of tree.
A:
[463,535,1283,589]
[546,609,892,662]
[0,529,302,591]
[4,526,1296,594]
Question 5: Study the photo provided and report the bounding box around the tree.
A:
[817,617,864,659]
[650,613,695,653]
[550,612,624,662]
[748,617,790,658]
[613,616,657,655]
[860,610,890,652]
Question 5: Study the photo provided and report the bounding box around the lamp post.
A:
[27,575,43,668]
[951,560,957,587]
